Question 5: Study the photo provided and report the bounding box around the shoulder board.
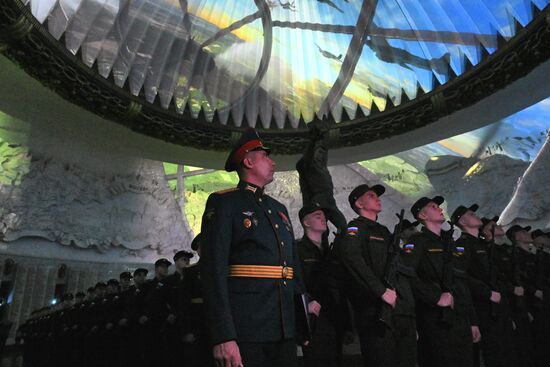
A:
[214,187,238,195]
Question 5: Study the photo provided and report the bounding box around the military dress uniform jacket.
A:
[200,181,303,345]
[337,216,416,320]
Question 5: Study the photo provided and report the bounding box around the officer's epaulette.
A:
[214,187,238,195]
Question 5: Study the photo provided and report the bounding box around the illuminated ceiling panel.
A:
[16,0,550,125]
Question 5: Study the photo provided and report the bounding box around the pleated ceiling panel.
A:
[23,0,550,128]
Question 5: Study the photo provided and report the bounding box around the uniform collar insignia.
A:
[238,181,264,198]
[243,211,254,216]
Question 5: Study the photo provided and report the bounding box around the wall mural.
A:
[164,97,550,234]
[0,98,549,248]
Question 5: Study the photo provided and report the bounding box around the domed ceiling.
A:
[1,0,550,164]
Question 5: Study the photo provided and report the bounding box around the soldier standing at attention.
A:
[406,196,474,367]
[451,205,512,367]
[200,128,305,367]
[337,184,417,367]
[297,205,353,367]
[182,234,215,367]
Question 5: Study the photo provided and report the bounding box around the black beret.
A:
[450,204,479,225]
[154,258,171,268]
[348,184,385,210]
[410,196,444,220]
[174,250,194,262]
[225,128,271,172]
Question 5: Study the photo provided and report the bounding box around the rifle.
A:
[488,224,500,319]
[378,209,405,329]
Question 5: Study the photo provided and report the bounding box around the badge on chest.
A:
[242,211,258,229]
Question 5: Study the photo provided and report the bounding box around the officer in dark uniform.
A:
[451,206,514,367]
[200,128,304,367]
[337,184,417,367]
[297,205,353,367]
[404,196,474,367]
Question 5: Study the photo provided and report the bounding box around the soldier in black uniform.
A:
[295,121,347,233]
[337,184,417,367]
[506,225,542,367]
[163,250,194,367]
[119,272,133,291]
[121,268,150,367]
[297,205,353,367]
[404,196,474,367]
[531,229,549,366]
[451,206,514,367]
[183,235,215,367]
[200,128,304,367]
[143,259,172,366]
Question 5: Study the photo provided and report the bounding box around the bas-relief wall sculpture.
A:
[500,134,550,231]
[0,151,194,262]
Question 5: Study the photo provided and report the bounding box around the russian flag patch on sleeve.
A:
[346,227,359,236]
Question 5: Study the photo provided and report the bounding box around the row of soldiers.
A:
[298,189,550,367]
[15,127,550,367]
[17,244,212,367]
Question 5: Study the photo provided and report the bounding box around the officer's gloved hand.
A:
[182,333,196,344]
[138,315,149,325]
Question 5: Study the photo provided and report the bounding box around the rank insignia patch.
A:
[243,218,252,229]
[347,227,359,236]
